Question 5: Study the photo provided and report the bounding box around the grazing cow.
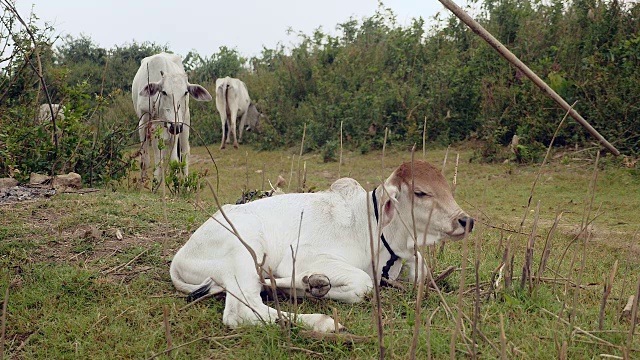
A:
[215,76,262,149]
[132,53,212,183]
[170,160,473,332]
[37,104,65,124]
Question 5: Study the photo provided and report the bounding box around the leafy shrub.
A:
[322,140,338,163]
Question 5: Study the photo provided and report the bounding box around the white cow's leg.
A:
[273,258,373,304]
[152,128,169,183]
[238,112,248,143]
[230,109,239,149]
[138,115,151,182]
[169,134,179,163]
[220,116,227,150]
[180,126,190,176]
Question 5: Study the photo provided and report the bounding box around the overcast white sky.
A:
[15,0,454,58]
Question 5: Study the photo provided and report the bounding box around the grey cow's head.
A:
[139,71,212,134]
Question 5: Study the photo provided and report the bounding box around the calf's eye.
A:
[161,90,168,96]
[414,191,430,198]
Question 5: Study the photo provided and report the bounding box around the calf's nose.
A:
[458,216,474,232]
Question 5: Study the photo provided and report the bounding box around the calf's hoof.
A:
[303,274,331,298]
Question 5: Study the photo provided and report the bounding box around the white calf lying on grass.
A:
[170,160,473,332]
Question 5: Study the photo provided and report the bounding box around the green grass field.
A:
[1,144,639,359]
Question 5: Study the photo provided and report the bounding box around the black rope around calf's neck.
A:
[372,187,400,283]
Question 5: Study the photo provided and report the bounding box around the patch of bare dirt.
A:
[0,185,56,204]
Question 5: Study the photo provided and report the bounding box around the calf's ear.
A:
[139,82,162,97]
[188,84,213,101]
[380,184,400,229]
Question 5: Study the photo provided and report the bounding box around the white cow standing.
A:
[37,104,65,124]
[215,77,261,149]
[170,160,474,332]
[132,53,212,183]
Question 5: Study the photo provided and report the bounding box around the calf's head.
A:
[139,71,212,134]
[378,160,473,246]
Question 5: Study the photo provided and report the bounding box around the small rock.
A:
[30,172,82,190]
[0,178,18,189]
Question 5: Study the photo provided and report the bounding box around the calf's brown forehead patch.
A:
[391,160,449,190]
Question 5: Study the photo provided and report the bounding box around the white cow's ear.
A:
[139,82,162,97]
[188,84,212,101]
[380,184,400,229]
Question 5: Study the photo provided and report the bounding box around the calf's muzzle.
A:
[458,216,474,232]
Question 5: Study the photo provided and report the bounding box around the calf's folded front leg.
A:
[272,259,373,304]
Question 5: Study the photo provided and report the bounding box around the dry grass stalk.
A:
[302,161,307,190]
[287,154,295,192]
[339,120,343,177]
[178,292,219,311]
[472,183,486,358]
[1,286,8,360]
[499,313,507,360]
[450,224,471,359]
[261,163,265,191]
[601,355,624,359]
[517,101,575,233]
[426,307,439,360]
[267,267,285,330]
[625,275,640,359]
[204,179,265,282]
[422,116,427,160]
[144,334,241,360]
[409,209,434,359]
[540,308,616,348]
[472,258,480,359]
[289,345,325,358]
[102,248,150,275]
[163,305,173,358]
[245,151,249,190]
[622,296,635,320]
[381,127,389,179]
[559,340,568,360]
[570,152,601,330]
[452,153,460,197]
[410,144,419,287]
[442,145,450,175]
[291,210,304,323]
[599,260,619,330]
[521,200,541,290]
[618,230,638,324]
[365,194,386,359]
[552,208,603,294]
[498,224,504,254]
[297,123,306,192]
[333,308,340,334]
[298,330,373,343]
[504,235,513,289]
[535,210,564,289]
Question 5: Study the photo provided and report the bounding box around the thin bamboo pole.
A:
[437,0,620,156]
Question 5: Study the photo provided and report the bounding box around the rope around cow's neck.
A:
[371,187,400,284]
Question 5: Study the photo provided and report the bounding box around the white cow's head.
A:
[139,71,212,134]
[244,103,265,132]
[378,160,473,247]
